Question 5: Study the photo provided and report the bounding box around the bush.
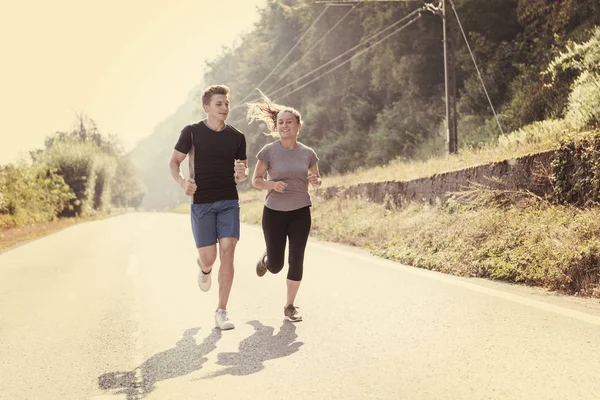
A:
[552,130,600,206]
[0,163,75,229]
[545,26,600,130]
[39,141,116,216]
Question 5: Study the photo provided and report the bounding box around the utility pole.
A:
[442,0,458,153]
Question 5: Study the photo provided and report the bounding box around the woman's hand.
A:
[271,181,288,193]
[308,173,321,187]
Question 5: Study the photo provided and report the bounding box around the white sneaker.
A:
[215,309,235,330]
[197,258,211,292]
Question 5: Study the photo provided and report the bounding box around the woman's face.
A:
[277,111,301,139]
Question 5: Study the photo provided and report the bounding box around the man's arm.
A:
[234,159,249,183]
[168,149,196,196]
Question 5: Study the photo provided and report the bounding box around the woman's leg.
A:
[262,206,288,274]
[286,280,301,309]
[286,207,311,306]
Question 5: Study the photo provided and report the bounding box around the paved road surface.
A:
[1,212,599,399]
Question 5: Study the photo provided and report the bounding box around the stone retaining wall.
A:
[317,150,555,206]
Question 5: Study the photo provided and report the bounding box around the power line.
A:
[233,4,333,109]
[276,12,423,101]
[228,6,425,127]
[266,6,425,99]
[264,4,357,94]
[448,0,504,135]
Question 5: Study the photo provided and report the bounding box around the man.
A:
[168,84,248,330]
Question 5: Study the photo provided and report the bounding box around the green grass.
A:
[237,193,600,297]
[324,119,584,188]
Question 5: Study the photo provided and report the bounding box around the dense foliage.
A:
[131,0,599,210]
[202,0,599,174]
[0,115,145,229]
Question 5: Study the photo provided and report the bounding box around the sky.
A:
[0,0,267,164]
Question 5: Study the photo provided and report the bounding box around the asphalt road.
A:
[1,212,599,400]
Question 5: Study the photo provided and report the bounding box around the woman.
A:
[248,95,322,322]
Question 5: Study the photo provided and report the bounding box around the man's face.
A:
[203,94,230,122]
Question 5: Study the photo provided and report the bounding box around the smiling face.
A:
[203,94,230,122]
[277,110,301,139]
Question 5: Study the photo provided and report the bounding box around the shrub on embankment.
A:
[0,116,145,230]
[38,140,117,217]
[0,163,75,230]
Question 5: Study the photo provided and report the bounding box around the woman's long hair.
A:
[246,89,302,138]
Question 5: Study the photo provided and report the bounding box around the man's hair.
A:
[202,85,230,106]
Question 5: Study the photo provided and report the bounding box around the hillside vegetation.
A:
[136,0,599,210]
[0,115,145,231]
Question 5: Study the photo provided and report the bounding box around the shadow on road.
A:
[97,327,221,399]
[199,320,303,379]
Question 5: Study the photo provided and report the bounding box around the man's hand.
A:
[234,159,248,181]
[271,181,288,193]
[181,178,197,196]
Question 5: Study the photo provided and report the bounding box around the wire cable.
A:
[448,0,504,135]
[234,4,333,108]
[277,13,423,101]
[266,6,425,100]
[229,5,425,126]
[264,4,357,94]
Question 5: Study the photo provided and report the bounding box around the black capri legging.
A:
[262,205,312,281]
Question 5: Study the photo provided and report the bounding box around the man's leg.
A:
[191,203,218,291]
[216,237,238,310]
[213,199,241,330]
[197,245,217,274]
[214,199,241,310]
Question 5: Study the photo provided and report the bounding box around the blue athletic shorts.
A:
[190,199,241,248]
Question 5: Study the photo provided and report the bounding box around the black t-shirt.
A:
[174,121,247,204]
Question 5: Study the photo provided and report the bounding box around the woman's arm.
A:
[308,163,322,188]
[252,160,287,193]
[252,160,271,190]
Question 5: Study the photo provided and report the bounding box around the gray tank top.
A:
[256,141,319,211]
